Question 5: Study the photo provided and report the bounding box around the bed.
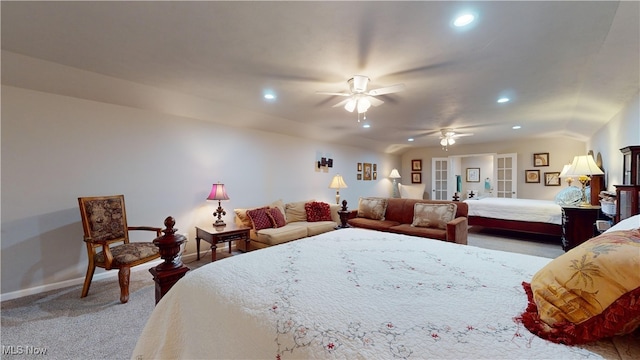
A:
[464,197,563,237]
[132,227,638,359]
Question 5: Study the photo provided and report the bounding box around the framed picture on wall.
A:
[526,169,540,183]
[466,168,480,182]
[357,163,362,172]
[544,172,561,186]
[412,172,422,184]
[373,171,377,180]
[363,163,372,180]
[411,159,422,171]
[533,153,549,167]
[357,174,362,180]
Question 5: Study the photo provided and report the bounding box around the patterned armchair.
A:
[78,195,161,303]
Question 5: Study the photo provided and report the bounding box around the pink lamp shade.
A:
[206,183,230,201]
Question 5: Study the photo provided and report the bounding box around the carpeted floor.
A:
[0,229,567,359]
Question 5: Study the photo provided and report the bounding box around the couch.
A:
[347,197,469,244]
[234,199,340,251]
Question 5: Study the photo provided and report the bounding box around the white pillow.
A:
[605,215,640,233]
[398,183,426,199]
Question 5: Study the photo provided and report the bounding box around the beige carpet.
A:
[0,230,610,359]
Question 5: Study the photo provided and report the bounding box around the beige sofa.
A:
[234,199,340,251]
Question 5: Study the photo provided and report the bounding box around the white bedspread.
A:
[132,228,623,359]
[465,197,562,224]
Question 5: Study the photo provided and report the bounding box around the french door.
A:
[431,157,449,200]
[495,153,517,198]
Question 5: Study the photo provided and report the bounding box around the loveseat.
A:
[234,199,340,251]
[347,197,469,244]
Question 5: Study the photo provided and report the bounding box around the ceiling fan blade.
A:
[331,98,352,108]
[367,96,384,107]
[367,83,406,96]
[452,133,474,138]
[316,91,351,96]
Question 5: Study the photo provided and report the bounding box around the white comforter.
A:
[465,197,562,224]
[132,228,622,359]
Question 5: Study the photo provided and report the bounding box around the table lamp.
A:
[329,174,348,204]
[206,183,230,226]
[389,169,401,198]
[563,155,604,206]
[558,164,574,186]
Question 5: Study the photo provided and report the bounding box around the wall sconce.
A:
[317,157,334,169]
[206,183,230,226]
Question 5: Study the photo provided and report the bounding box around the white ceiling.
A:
[2,1,639,154]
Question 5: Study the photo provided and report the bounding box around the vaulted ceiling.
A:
[2,1,639,154]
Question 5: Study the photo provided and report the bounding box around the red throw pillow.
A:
[304,201,332,222]
[268,207,287,228]
[246,207,273,231]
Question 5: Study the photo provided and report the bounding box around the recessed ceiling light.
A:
[497,97,510,103]
[263,93,276,100]
[454,14,475,27]
[512,125,521,130]
[362,124,371,129]
[408,138,415,142]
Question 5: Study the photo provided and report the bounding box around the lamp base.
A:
[214,219,226,227]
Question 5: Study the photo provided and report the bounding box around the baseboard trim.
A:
[0,250,211,302]
[0,258,162,302]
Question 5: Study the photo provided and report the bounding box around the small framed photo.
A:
[533,153,549,167]
[357,163,362,172]
[466,168,480,182]
[526,170,540,183]
[411,172,422,184]
[544,172,561,186]
[363,163,372,180]
[411,159,422,171]
[357,173,362,180]
[373,171,377,180]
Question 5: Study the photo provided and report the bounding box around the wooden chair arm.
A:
[101,244,115,270]
[128,226,162,237]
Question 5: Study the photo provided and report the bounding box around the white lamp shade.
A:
[389,169,401,178]
[440,138,447,146]
[329,174,348,189]
[357,98,371,113]
[344,99,356,112]
[564,155,604,177]
[559,164,572,177]
[206,183,230,200]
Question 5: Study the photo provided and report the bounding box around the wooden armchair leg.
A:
[81,263,96,298]
[118,266,131,303]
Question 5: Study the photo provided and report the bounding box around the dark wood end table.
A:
[195,224,251,262]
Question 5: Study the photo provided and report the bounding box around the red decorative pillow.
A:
[246,207,273,231]
[304,201,332,222]
[267,207,287,228]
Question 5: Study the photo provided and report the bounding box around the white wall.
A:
[588,92,640,189]
[1,85,399,296]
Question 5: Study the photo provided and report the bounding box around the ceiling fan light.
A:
[440,138,448,146]
[448,138,456,145]
[357,98,371,113]
[344,99,356,112]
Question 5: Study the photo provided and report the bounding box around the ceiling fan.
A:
[438,128,473,149]
[316,75,406,114]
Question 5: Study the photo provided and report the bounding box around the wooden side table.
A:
[195,224,251,262]
[561,205,600,251]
